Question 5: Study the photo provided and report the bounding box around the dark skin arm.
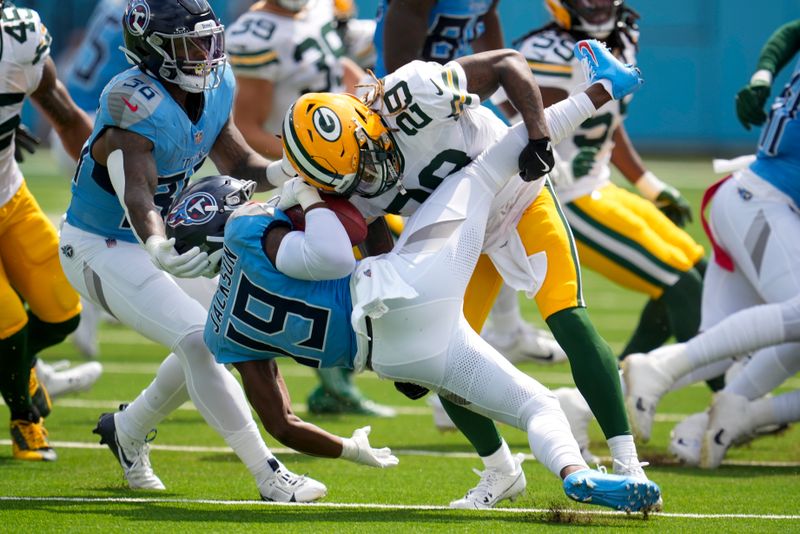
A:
[610,124,647,185]
[209,118,273,192]
[469,2,504,54]
[382,0,436,73]
[456,49,549,140]
[30,56,92,160]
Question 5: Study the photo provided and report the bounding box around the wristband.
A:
[634,171,666,201]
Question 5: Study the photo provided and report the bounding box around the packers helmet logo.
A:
[166,192,218,227]
[126,0,150,36]
[312,107,342,142]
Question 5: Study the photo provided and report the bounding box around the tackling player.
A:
[0,1,93,460]
[226,0,395,418]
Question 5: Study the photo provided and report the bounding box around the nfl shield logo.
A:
[194,131,204,144]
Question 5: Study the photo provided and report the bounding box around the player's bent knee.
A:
[173,329,214,363]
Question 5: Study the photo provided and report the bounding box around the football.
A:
[283,192,368,246]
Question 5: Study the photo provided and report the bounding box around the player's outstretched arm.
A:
[210,118,278,192]
[30,57,92,161]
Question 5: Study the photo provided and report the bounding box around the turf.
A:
[3,152,799,531]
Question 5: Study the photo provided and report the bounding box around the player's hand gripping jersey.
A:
[516,27,637,203]
[0,5,51,207]
[65,67,236,242]
[226,0,346,135]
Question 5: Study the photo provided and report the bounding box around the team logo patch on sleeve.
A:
[166,192,218,227]
[126,0,151,36]
[312,107,342,142]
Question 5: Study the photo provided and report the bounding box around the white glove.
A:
[145,235,210,278]
[201,248,224,278]
[340,426,399,468]
[266,158,297,189]
[277,177,323,212]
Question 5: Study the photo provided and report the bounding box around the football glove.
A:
[145,235,211,278]
[277,177,323,211]
[14,124,40,163]
[394,381,429,400]
[736,71,771,130]
[340,426,399,468]
[635,171,693,227]
[518,137,555,182]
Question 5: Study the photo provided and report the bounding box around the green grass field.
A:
[2,152,799,532]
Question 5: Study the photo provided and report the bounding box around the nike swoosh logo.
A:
[636,397,647,412]
[577,41,598,66]
[535,150,551,174]
[713,429,726,446]
[429,78,444,96]
[121,96,139,112]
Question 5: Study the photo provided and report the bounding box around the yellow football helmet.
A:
[545,0,623,38]
[282,92,401,198]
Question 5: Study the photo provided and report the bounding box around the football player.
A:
[226,0,395,418]
[58,0,390,501]
[623,18,800,467]
[188,41,661,512]
[0,1,93,460]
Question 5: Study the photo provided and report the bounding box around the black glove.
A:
[735,82,770,130]
[394,381,429,400]
[14,124,40,163]
[518,137,554,182]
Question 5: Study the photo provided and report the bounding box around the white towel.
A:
[486,229,548,298]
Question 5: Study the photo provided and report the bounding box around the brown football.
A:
[283,192,368,246]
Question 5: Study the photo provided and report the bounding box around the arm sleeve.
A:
[275,208,356,281]
[756,19,800,75]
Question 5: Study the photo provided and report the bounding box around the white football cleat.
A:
[427,395,457,432]
[554,387,598,465]
[668,411,708,466]
[482,322,567,365]
[450,453,526,509]
[621,349,676,442]
[260,458,327,502]
[36,359,103,398]
[701,392,753,469]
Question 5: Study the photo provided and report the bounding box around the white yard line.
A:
[0,496,797,520]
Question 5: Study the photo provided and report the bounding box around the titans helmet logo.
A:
[166,192,218,227]
[126,0,151,36]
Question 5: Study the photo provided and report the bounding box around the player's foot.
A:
[10,418,57,461]
[259,458,327,502]
[450,453,526,509]
[482,322,567,364]
[612,456,663,510]
[574,39,644,99]
[427,395,457,432]
[307,387,396,418]
[93,407,165,490]
[621,350,674,442]
[563,468,661,512]
[29,366,52,419]
[72,298,100,359]
[554,387,598,464]
[37,359,103,398]
[669,411,708,466]
[701,392,754,469]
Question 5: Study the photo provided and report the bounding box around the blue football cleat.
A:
[563,468,661,512]
[574,39,644,100]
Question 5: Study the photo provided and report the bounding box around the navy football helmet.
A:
[166,175,256,254]
[121,0,226,93]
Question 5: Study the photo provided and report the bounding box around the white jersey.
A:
[0,5,50,207]
[226,0,346,135]
[351,60,543,251]
[517,28,636,203]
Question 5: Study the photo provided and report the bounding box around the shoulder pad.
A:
[1,6,51,67]
[104,74,165,129]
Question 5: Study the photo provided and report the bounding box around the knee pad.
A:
[174,330,212,363]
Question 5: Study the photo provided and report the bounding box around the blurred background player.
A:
[226,0,394,417]
[333,0,377,71]
[0,1,93,460]
[623,19,800,464]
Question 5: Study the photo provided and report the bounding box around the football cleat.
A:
[482,322,567,365]
[306,387,397,418]
[259,458,328,502]
[450,453,527,509]
[621,350,675,442]
[427,395,457,432]
[573,39,644,100]
[701,392,753,469]
[563,468,661,512]
[29,366,52,419]
[612,457,662,511]
[93,407,165,490]
[36,359,103,399]
[10,418,57,461]
[669,411,708,466]
[554,387,598,465]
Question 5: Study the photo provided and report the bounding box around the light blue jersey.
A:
[205,204,357,368]
[65,0,129,113]
[373,0,494,76]
[66,66,235,242]
[751,56,800,205]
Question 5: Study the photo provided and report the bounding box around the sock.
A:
[619,298,671,359]
[665,303,785,381]
[547,307,630,438]
[0,327,38,421]
[25,312,80,357]
[769,390,800,426]
[726,344,800,399]
[660,268,703,343]
[671,359,733,391]
[440,396,503,457]
[480,439,515,474]
[488,285,522,337]
[607,434,639,464]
